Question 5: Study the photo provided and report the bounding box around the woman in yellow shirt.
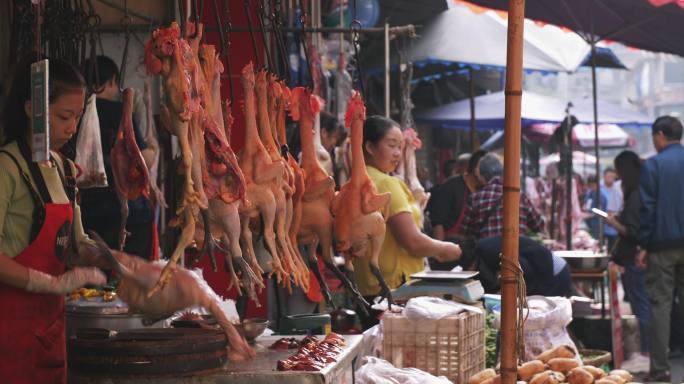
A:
[353,116,461,327]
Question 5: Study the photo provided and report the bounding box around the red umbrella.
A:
[648,0,684,10]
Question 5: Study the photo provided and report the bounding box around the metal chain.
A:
[213,0,234,102]
[118,0,131,91]
[350,0,365,96]
[243,0,261,67]
[189,0,201,39]
[85,0,104,95]
[178,0,186,38]
[299,0,313,89]
[271,0,290,82]
[256,0,273,71]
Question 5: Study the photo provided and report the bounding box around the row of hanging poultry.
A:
[110,21,429,312]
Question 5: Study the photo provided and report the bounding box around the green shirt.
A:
[353,166,424,296]
[0,141,89,258]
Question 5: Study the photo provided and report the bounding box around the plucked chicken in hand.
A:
[83,232,255,363]
[332,91,392,310]
[402,128,430,223]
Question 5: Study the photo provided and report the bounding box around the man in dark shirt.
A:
[428,151,488,241]
[427,151,488,270]
[78,56,155,259]
[637,116,684,382]
[460,153,544,240]
[475,236,571,297]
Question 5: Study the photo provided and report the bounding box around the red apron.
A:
[0,149,74,383]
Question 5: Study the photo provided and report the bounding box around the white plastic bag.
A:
[75,94,107,188]
[361,324,384,358]
[493,296,580,361]
[404,296,483,321]
[356,356,453,384]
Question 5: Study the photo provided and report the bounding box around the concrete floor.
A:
[614,284,684,384]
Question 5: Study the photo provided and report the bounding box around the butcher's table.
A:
[69,334,364,384]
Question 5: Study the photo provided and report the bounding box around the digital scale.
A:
[392,270,485,304]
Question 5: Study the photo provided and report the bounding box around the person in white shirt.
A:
[601,167,622,249]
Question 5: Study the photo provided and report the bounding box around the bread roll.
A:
[536,345,576,363]
[566,367,594,384]
[609,370,633,382]
[518,360,546,381]
[583,365,607,379]
[547,357,580,374]
[481,375,501,384]
[467,368,497,384]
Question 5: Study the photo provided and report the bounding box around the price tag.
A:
[31,59,50,162]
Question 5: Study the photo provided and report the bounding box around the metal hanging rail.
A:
[96,24,418,35]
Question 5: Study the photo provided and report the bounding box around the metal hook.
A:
[213,0,234,102]
[350,18,365,96]
[118,0,131,92]
[189,0,201,39]
[299,1,314,90]
[243,0,261,68]
[257,0,273,71]
[271,0,290,82]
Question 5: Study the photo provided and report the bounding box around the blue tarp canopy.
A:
[414,91,652,130]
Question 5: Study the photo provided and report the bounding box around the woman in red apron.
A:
[0,56,106,383]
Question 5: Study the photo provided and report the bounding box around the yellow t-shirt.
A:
[353,166,424,297]
[0,141,90,258]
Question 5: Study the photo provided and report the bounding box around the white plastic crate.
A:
[381,310,486,383]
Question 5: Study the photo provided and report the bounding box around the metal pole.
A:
[96,24,418,35]
[384,21,390,118]
[339,0,344,59]
[469,67,478,150]
[565,106,573,250]
[501,0,526,382]
[589,46,603,249]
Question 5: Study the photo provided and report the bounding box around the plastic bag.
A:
[360,324,384,358]
[356,356,453,384]
[404,296,483,321]
[75,94,107,188]
[493,296,579,361]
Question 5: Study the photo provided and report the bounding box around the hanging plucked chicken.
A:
[332,91,393,309]
[144,22,204,295]
[109,88,152,251]
[238,63,288,287]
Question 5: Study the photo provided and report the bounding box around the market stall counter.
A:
[69,334,363,384]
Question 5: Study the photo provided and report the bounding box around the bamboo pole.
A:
[501,0,526,383]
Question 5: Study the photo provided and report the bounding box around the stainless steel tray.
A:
[553,251,609,270]
[69,334,364,384]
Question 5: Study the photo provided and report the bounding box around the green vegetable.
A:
[485,313,498,368]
